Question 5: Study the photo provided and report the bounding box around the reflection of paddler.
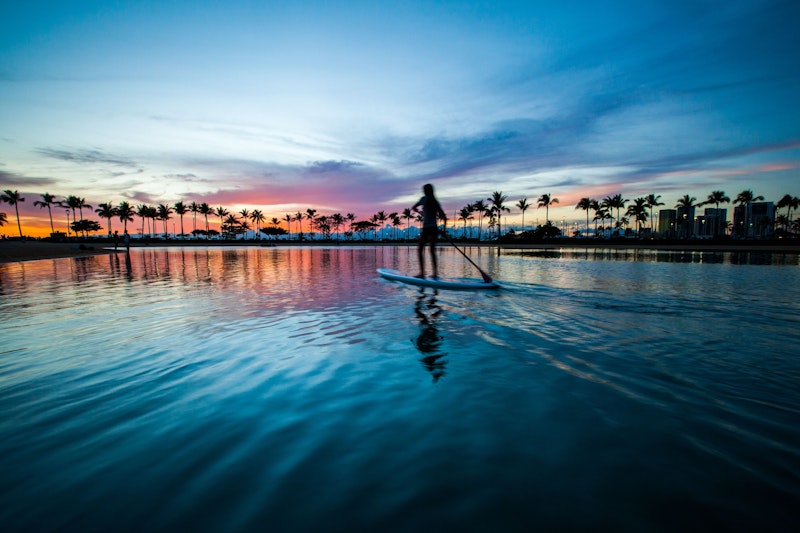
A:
[414,289,446,382]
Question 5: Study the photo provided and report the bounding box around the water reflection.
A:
[505,248,800,265]
[413,288,446,382]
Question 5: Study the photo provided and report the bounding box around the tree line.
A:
[1,188,798,240]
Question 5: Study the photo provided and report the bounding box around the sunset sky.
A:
[1,0,798,236]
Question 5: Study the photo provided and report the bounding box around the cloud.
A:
[36,147,138,167]
[0,170,59,188]
[307,160,363,173]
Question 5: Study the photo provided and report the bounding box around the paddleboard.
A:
[377,268,499,290]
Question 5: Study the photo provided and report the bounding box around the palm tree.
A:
[174,201,188,239]
[222,214,240,239]
[776,194,799,232]
[575,197,593,237]
[0,190,25,237]
[700,190,729,237]
[516,198,531,232]
[250,210,265,240]
[215,206,229,238]
[734,189,764,238]
[34,193,58,235]
[346,213,356,240]
[72,197,92,234]
[200,203,212,238]
[402,208,414,241]
[488,191,509,240]
[374,210,388,241]
[472,199,488,241]
[136,204,150,237]
[608,194,627,232]
[331,213,344,242]
[645,194,665,234]
[278,214,290,239]
[537,193,559,227]
[95,202,118,237]
[294,211,304,239]
[0,212,7,229]
[675,194,698,238]
[592,201,606,238]
[117,202,135,234]
[458,206,474,239]
[305,208,317,239]
[189,201,199,235]
[238,209,250,238]
[626,197,648,237]
[62,196,83,231]
[157,204,173,238]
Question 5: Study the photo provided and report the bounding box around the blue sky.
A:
[1,0,798,231]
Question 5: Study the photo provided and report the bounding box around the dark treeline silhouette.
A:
[2,188,799,243]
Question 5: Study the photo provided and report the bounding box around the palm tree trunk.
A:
[14,204,22,237]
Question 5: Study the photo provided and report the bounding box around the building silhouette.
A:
[733,202,775,239]
[695,208,727,238]
[658,209,677,238]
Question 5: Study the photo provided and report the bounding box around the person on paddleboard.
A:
[412,183,447,279]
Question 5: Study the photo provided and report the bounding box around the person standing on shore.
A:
[123,230,130,250]
[412,183,447,279]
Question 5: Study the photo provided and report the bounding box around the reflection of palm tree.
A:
[414,289,445,382]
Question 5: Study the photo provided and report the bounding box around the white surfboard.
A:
[377,268,499,290]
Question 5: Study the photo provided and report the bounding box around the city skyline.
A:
[2,0,799,237]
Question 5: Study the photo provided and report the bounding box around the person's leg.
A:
[430,235,438,278]
[417,235,426,278]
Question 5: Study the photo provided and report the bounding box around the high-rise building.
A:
[658,209,677,238]
[695,208,727,237]
[732,202,775,238]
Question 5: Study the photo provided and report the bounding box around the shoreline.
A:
[2,239,799,264]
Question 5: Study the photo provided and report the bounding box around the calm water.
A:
[1,246,799,532]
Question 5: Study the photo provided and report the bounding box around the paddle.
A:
[443,231,494,283]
